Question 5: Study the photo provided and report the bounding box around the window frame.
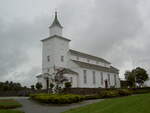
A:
[114,74,117,86]
[76,56,79,60]
[93,71,96,84]
[61,56,64,62]
[47,56,50,62]
[108,73,110,85]
[100,72,103,85]
[83,70,87,84]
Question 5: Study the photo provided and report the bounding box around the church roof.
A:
[41,35,71,42]
[69,49,111,64]
[56,68,78,75]
[49,12,63,28]
[72,60,119,74]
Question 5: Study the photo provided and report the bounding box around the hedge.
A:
[85,89,132,100]
[30,94,85,104]
[30,88,150,104]
[131,88,150,94]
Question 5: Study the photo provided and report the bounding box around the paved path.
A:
[2,97,102,113]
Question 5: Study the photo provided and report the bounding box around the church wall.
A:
[53,37,69,68]
[72,67,120,88]
[67,59,81,87]
[49,26,62,36]
[42,36,70,74]
[42,38,55,73]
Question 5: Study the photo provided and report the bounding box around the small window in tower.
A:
[47,56,50,62]
[61,56,64,62]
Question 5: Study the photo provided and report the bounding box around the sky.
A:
[0,0,150,86]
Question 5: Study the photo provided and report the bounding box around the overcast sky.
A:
[0,0,150,86]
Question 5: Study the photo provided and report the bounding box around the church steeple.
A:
[49,11,63,28]
[49,11,63,36]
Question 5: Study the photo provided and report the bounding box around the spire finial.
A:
[55,11,58,20]
[55,8,57,16]
[49,10,63,29]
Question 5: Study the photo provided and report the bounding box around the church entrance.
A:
[105,80,108,88]
[46,78,49,90]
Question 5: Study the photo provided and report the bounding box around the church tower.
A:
[49,12,63,36]
[41,12,70,74]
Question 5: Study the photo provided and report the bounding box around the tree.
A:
[31,85,35,90]
[50,83,54,89]
[53,69,68,93]
[125,70,136,88]
[132,67,149,87]
[35,82,43,90]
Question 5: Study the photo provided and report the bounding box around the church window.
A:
[61,56,64,62]
[96,61,99,64]
[47,56,50,62]
[108,74,110,85]
[101,72,103,85]
[83,70,87,84]
[87,59,90,63]
[76,56,79,60]
[93,71,96,84]
[114,74,117,86]
[70,77,73,83]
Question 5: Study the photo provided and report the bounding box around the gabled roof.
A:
[72,60,119,74]
[70,49,111,64]
[49,12,63,28]
[56,68,78,75]
[41,35,71,42]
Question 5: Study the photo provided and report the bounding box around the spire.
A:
[49,11,63,28]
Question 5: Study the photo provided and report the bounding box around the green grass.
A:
[63,93,150,113]
[0,99,22,109]
[0,110,24,113]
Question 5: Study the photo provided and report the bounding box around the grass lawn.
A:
[63,93,150,113]
[0,99,22,109]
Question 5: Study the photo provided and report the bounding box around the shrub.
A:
[30,93,85,104]
[35,82,42,90]
[85,95,101,100]
[99,90,120,98]
[118,89,132,96]
[85,89,132,100]
[65,82,72,88]
[50,83,54,89]
[131,88,150,94]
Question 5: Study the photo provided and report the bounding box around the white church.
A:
[37,12,120,89]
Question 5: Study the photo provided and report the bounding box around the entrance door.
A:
[105,80,108,88]
[46,78,49,90]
